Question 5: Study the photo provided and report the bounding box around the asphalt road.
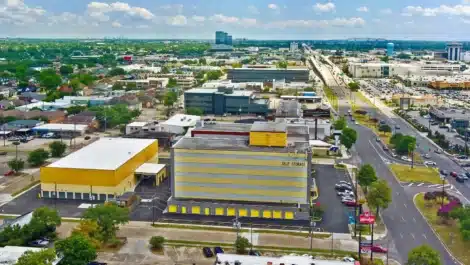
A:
[308,54,460,264]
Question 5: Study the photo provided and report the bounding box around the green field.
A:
[390,164,442,184]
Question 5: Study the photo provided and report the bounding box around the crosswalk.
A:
[402,182,455,190]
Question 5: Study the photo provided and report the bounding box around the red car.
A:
[343,200,361,207]
[4,170,14,176]
[361,245,388,253]
[450,172,458,178]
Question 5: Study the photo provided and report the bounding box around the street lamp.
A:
[12,141,20,160]
[233,215,241,238]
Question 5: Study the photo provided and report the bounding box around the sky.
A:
[2,0,470,40]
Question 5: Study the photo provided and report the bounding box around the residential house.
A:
[109,95,142,110]
[19,92,46,103]
[0,100,14,110]
[62,111,99,131]
[138,94,155,108]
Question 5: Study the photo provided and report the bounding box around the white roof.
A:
[33,123,88,132]
[47,138,156,170]
[162,114,201,127]
[135,163,165,174]
[127,121,149,127]
[216,254,355,265]
[309,140,332,147]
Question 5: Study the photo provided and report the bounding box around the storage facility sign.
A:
[359,212,375,224]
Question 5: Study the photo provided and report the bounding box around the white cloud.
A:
[241,18,257,26]
[136,24,149,28]
[268,4,279,10]
[0,0,46,25]
[401,5,470,17]
[192,15,205,22]
[111,21,122,27]
[86,1,154,21]
[380,8,392,14]
[357,6,369,12]
[159,4,184,14]
[210,14,239,24]
[314,2,336,13]
[167,15,187,26]
[248,5,259,15]
[266,17,365,29]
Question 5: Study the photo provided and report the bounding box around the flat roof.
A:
[127,121,149,127]
[216,254,357,265]
[251,121,287,132]
[135,163,165,174]
[32,123,88,132]
[47,138,156,170]
[195,122,252,133]
[185,88,217,94]
[162,114,201,127]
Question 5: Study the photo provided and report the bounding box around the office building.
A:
[40,138,159,200]
[184,87,269,115]
[386,42,394,56]
[216,253,359,265]
[166,121,312,220]
[215,31,232,45]
[447,42,463,61]
[227,68,309,82]
[430,106,470,129]
[290,42,299,53]
[348,62,462,78]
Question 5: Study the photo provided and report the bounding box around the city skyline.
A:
[2,0,470,40]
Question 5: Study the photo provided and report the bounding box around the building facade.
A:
[386,42,394,56]
[447,42,463,61]
[215,31,232,45]
[227,68,309,82]
[184,88,269,115]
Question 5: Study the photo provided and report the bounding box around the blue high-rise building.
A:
[386,43,394,56]
[215,31,232,45]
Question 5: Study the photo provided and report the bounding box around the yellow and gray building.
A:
[40,138,162,201]
[166,122,312,220]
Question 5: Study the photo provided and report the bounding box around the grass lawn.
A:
[415,193,470,265]
[389,164,443,184]
[323,86,338,111]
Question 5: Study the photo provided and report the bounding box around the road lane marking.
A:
[411,233,415,240]
[400,233,403,239]
[413,217,416,223]
[429,184,440,188]
[401,216,406,222]
[407,183,413,187]
[417,183,424,187]
[423,234,427,239]
[404,203,408,208]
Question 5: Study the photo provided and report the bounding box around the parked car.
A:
[456,176,465,183]
[439,169,448,176]
[375,137,381,142]
[29,239,49,248]
[370,245,388,253]
[338,181,351,186]
[465,172,470,178]
[395,125,400,130]
[214,246,224,254]
[423,153,431,159]
[401,156,411,162]
[342,257,355,262]
[435,149,442,154]
[383,146,389,151]
[248,250,261,256]
[202,247,214,258]
[424,161,437,167]
[343,200,361,207]
[4,170,14,176]
[450,171,458,178]
[0,151,7,156]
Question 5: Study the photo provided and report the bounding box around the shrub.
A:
[149,236,165,250]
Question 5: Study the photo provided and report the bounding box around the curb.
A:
[412,193,464,265]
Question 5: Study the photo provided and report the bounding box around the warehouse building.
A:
[166,121,312,220]
[40,138,159,201]
[227,68,310,82]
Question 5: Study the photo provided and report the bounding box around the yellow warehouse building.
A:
[40,138,158,201]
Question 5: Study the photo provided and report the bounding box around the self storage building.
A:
[40,137,158,201]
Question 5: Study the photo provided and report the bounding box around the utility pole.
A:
[250,223,253,252]
[370,221,375,261]
[354,169,358,238]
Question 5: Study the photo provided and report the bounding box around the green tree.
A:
[366,179,392,217]
[82,203,129,243]
[378,124,392,135]
[198,58,207,65]
[28,148,50,167]
[161,66,170,74]
[357,164,378,192]
[276,61,288,69]
[390,133,404,146]
[347,82,360,91]
[125,82,137,91]
[334,116,347,130]
[234,236,252,254]
[406,245,441,265]
[66,105,86,115]
[71,220,101,249]
[340,127,357,150]
[16,249,57,265]
[108,67,126,76]
[460,219,470,241]
[39,69,62,91]
[186,107,203,116]
[31,206,61,237]
[60,65,74,75]
[76,73,95,86]
[49,141,67,157]
[232,62,242,68]
[112,83,123,91]
[397,53,411,59]
[408,141,416,168]
[394,135,416,155]
[15,64,28,81]
[55,234,97,265]
[167,78,177,88]
[149,236,165,250]
[206,70,223,80]
[380,56,390,63]
[69,78,81,92]
[7,158,24,172]
[163,91,178,117]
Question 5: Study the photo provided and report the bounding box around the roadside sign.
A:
[359,212,375,224]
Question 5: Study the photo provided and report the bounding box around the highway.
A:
[305,46,461,264]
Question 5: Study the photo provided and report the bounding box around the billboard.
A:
[359,212,375,224]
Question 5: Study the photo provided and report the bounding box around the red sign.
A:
[359,212,375,224]
[123,56,132,61]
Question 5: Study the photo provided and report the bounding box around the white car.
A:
[343,257,355,262]
[424,161,437,166]
[423,153,431,159]
[401,156,412,162]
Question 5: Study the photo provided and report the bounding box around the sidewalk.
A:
[57,221,358,252]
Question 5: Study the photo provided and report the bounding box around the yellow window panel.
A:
[204,208,210,215]
[250,209,259,217]
[169,205,177,213]
[262,210,272,218]
[227,208,235,216]
[285,212,294,219]
[182,206,187,214]
[273,210,282,219]
[239,209,247,217]
[192,206,200,214]
[215,207,224,216]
